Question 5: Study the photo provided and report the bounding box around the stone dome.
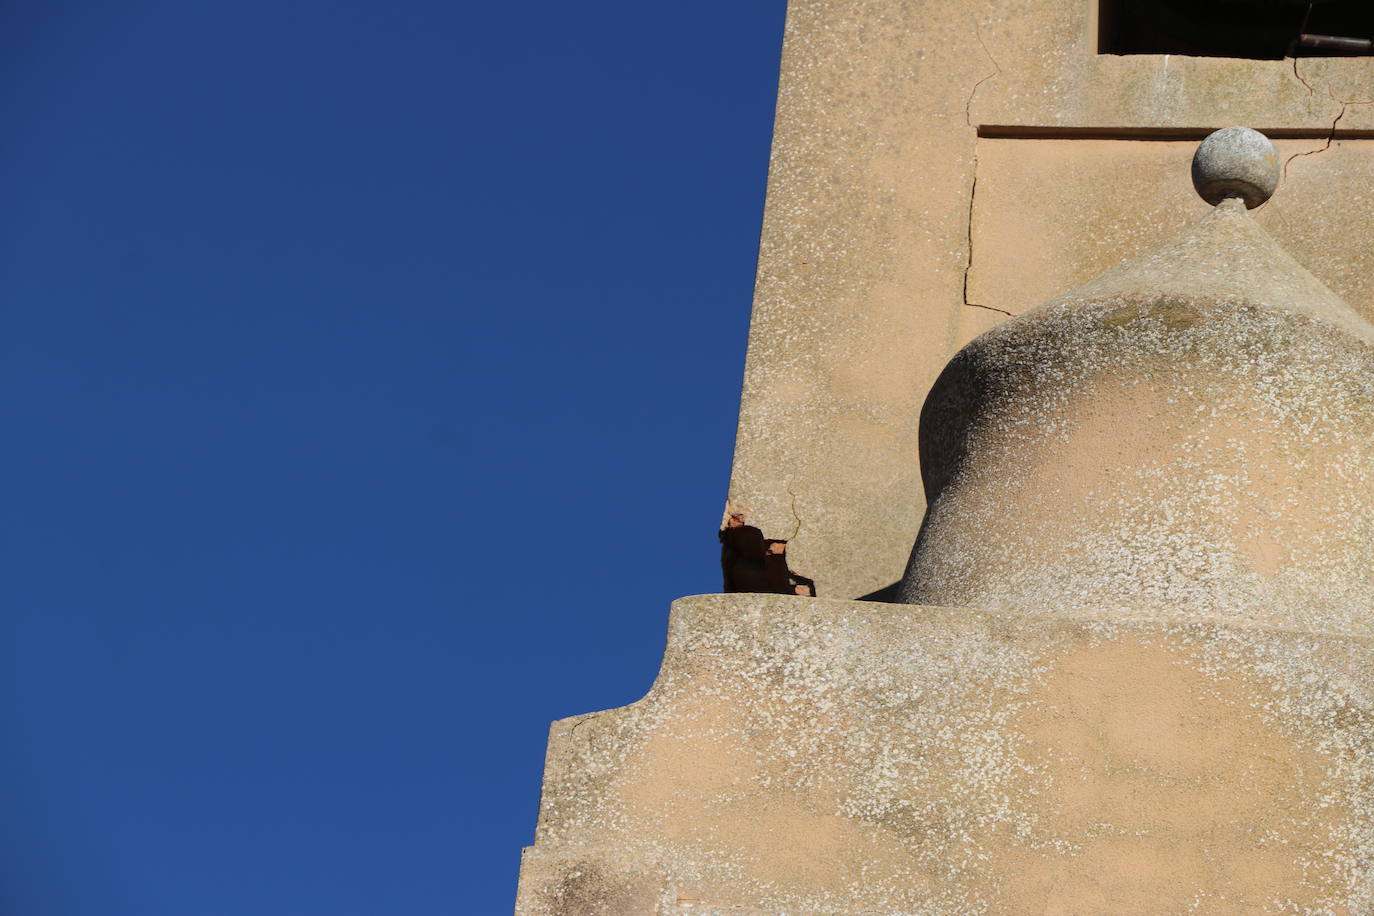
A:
[898,198,1374,633]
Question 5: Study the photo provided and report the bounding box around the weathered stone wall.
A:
[517,594,1374,915]
[729,0,1374,599]
[515,7,1374,911]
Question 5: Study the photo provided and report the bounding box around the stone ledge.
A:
[517,594,1374,914]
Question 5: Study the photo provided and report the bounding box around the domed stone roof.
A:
[899,194,1374,633]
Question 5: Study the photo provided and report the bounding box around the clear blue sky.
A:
[3,2,785,912]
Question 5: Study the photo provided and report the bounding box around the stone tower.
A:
[515,3,1374,913]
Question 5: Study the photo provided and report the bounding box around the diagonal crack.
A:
[569,714,601,752]
[1291,55,1316,96]
[1280,84,1374,183]
[1279,65,1374,186]
[964,20,1001,128]
[965,301,1013,317]
[1283,102,1345,182]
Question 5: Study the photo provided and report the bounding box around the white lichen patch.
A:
[516,594,1374,915]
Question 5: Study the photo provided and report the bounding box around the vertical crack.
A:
[960,19,1011,319]
[961,168,1011,318]
[785,483,802,541]
[962,168,979,306]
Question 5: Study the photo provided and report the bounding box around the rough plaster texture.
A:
[515,200,1374,916]
[517,4,1374,910]
[517,594,1374,915]
[968,136,1374,318]
[901,200,1374,625]
[729,0,1374,599]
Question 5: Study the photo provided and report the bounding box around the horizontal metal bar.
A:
[977,125,1374,140]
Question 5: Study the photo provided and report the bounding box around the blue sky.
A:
[3,2,786,912]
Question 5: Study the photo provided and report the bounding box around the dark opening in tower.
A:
[1099,0,1374,58]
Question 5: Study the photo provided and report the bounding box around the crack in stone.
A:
[964,19,1001,128]
[570,714,601,752]
[961,19,1003,321]
[965,301,1014,317]
[1280,88,1374,183]
[1279,68,1374,186]
[1291,55,1316,96]
[963,167,979,309]
[961,163,1012,319]
[785,484,802,542]
[1283,102,1345,182]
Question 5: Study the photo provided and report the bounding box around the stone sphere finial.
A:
[1191,127,1280,209]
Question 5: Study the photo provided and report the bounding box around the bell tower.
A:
[515,3,1374,913]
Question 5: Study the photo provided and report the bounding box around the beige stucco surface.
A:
[902,200,1374,625]
[516,155,1374,916]
[729,0,1374,599]
[969,136,1374,319]
[517,594,1374,915]
[512,4,1374,910]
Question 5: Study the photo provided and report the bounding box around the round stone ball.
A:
[1191,127,1280,209]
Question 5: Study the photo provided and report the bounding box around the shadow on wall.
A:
[858,343,992,607]
[859,582,902,603]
